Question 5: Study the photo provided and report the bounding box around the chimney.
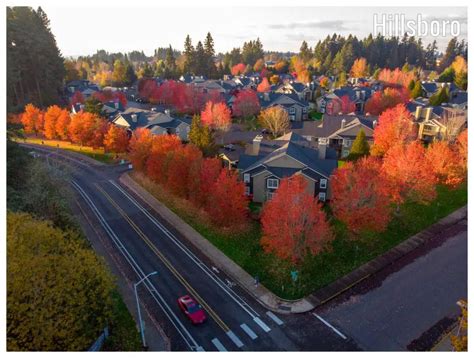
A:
[356,90,361,99]
[165,109,171,116]
[373,119,377,128]
[252,135,263,155]
[131,114,137,122]
[341,119,346,128]
[318,142,327,160]
[114,102,119,109]
[415,106,422,120]
[425,107,433,121]
[263,92,270,101]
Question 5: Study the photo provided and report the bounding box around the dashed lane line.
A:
[266,311,284,326]
[240,323,258,340]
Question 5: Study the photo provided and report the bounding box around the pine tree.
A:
[347,129,370,161]
[164,45,177,79]
[429,86,450,106]
[124,64,137,86]
[204,32,216,78]
[183,34,195,74]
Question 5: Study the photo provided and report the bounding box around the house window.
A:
[320,179,327,189]
[267,178,279,189]
[289,115,296,121]
[243,173,250,183]
[244,186,250,196]
[266,191,275,201]
[318,192,326,202]
[289,107,296,114]
[302,107,308,113]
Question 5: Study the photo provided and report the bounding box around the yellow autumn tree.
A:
[350,58,368,78]
[7,212,115,351]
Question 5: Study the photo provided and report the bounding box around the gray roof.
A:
[293,115,376,139]
[258,92,309,108]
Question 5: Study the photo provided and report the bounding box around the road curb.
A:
[120,172,467,314]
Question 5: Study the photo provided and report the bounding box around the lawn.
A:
[132,172,467,300]
[18,136,122,164]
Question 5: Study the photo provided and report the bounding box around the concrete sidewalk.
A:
[120,172,467,314]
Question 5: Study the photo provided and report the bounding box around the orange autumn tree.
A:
[382,141,437,205]
[128,128,154,172]
[260,175,334,264]
[350,58,368,78]
[456,129,468,175]
[257,77,271,93]
[371,104,416,156]
[103,125,129,153]
[43,105,66,139]
[207,169,249,228]
[231,63,246,76]
[166,144,203,198]
[330,157,393,234]
[21,104,44,135]
[54,109,71,141]
[426,140,466,188]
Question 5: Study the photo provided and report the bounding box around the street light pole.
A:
[134,271,158,349]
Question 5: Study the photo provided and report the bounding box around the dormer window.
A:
[289,107,296,114]
[320,179,327,189]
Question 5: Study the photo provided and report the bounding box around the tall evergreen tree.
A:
[7,6,65,111]
[347,129,370,161]
[183,34,195,74]
[204,32,216,78]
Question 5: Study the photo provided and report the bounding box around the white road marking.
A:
[253,317,271,333]
[226,330,244,348]
[312,313,347,340]
[211,338,227,352]
[266,311,284,326]
[240,324,258,340]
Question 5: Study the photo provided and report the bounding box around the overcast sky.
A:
[41,6,467,58]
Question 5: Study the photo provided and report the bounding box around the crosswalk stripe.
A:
[266,311,284,325]
[253,316,271,332]
[226,330,244,348]
[211,338,227,352]
[240,323,258,340]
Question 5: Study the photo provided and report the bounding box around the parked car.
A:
[177,295,206,324]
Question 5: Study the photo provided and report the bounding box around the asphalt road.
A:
[24,144,466,351]
[313,218,467,351]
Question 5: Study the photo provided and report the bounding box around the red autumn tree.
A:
[188,157,222,207]
[70,91,85,105]
[138,78,159,100]
[330,157,393,234]
[128,128,154,172]
[260,175,334,264]
[382,142,437,205]
[43,105,63,139]
[94,90,128,107]
[206,169,249,227]
[144,134,182,185]
[364,87,409,115]
[231,63,246,76]
[338,95,356,114]
[257,77,271,93]
[232,90,261,118]
[55,110,71,141]
[371,104,416,156]
[103,125,129,153]
[89,119,109,149]
[166,144,203,198]
[426,141,465,188]
[201,101,232,132]
[21,104,44,135]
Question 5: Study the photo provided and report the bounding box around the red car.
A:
[178,295,206,324]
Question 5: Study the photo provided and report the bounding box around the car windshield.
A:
[186,303,200,313]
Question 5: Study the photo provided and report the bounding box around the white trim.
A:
[318,192,326,202]
[244,186,250,196]
[243,173,250,183]
[267,178,279,189]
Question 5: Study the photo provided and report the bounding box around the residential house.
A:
[258,92,309,121]
[112,107,191,141]
[275,81,311,102]
[420,81,458,99]
[238,132,338,203]
[292,114,377,158]
[408,102,467,143]
[318,86,373,115]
